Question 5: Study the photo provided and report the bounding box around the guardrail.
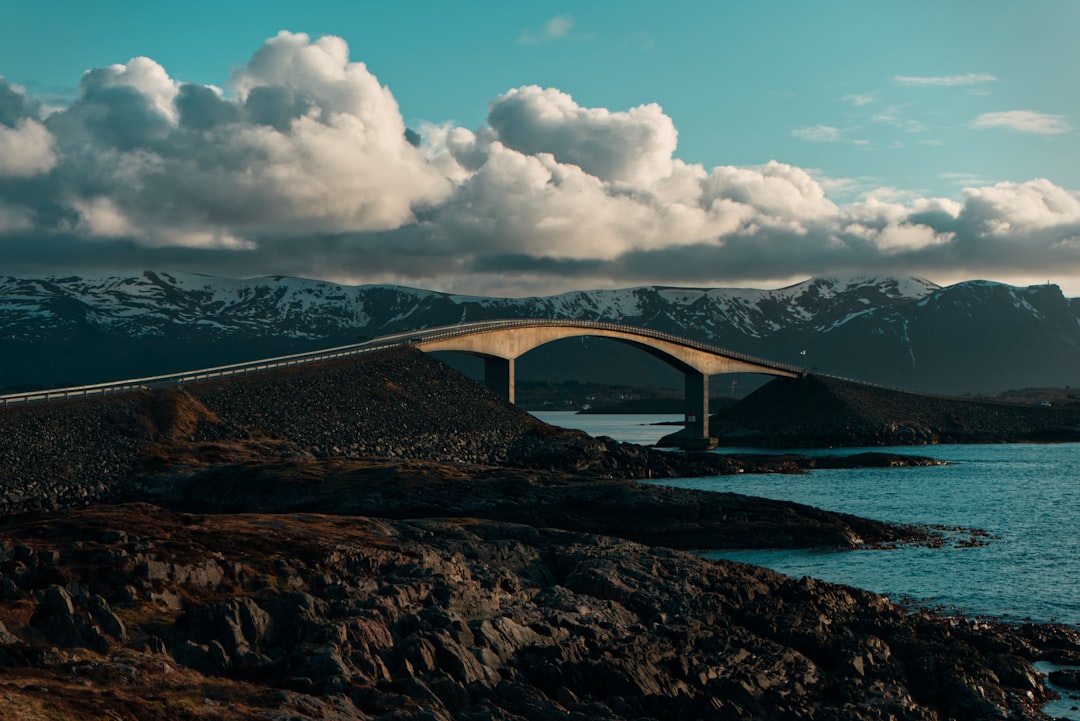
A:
[0,338,392,407]
[7,318,990,408]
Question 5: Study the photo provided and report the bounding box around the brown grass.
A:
[0,663,296,721]
[136,389,221,443]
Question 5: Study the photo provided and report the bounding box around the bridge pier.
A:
[414,321,800,449]
[684,371,715,447]
[484,357,515,403]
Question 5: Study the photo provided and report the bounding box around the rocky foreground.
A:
[1,503,1077,721]
[0,347,1078,719]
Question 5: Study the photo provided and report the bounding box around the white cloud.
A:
[791,125,842,142]
[429,141,695,259]
[970,110,1071,135]
[518,15,575,45]
[702,161,839,229]
[895,73,997,87]
[961,179,1080,234]
[875,223,954,253]
[487,85,678,185]
[81,56,180,123]
[73,197,138,238]
[838,195,952,256]
[0,118,56,177]
[36,31,453,249]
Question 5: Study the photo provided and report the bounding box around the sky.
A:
[0,1,1078,296]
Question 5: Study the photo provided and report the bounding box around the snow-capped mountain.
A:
[2,270,1078,394]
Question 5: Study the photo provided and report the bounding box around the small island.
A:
[656,374,1080,447]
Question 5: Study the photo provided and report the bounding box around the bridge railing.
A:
[407,318,808,376]
[0,338,399,407]
[0,318,807,407]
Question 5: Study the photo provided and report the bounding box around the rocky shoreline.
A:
[0,347,1077,719]
[153,457,940,551]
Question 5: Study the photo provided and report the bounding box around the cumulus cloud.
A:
[895,73,997,86]
[81,56,181,122]
[961,179,1080,234]
[25,31,452,250]
[487,85,677,185]
[703,162,839,228]
[0,77,42,124]
[970,110,1071,135]
[0,119,56,177]
[1,33,1080,295]
[0,77,57,178]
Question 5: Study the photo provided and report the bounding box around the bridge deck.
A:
[0,321,803,425]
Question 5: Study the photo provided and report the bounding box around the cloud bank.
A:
[1,32,1079,295]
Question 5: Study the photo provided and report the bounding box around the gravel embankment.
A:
[0,396,145,514]
[0,348,545,514]
[185,346,547,465]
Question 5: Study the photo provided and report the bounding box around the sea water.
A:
[531,412,1080,626]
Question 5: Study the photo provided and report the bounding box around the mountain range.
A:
[2,270,1079,394]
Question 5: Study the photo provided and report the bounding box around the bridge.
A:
[0,319,803,443]
[409,320,802,441]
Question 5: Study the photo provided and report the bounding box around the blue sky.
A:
[0,1,1078,294]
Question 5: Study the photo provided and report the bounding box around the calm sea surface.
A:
[531,412,1080,626]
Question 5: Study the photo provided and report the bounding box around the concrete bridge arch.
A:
[411,320,801,443]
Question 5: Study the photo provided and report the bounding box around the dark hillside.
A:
[0,347,934,520]
[185,346,549,466]
[708,375,1080,446]
[0,348,568,514]
[0,349,514,512]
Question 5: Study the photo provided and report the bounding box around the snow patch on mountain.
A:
[0,271,1061,354]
